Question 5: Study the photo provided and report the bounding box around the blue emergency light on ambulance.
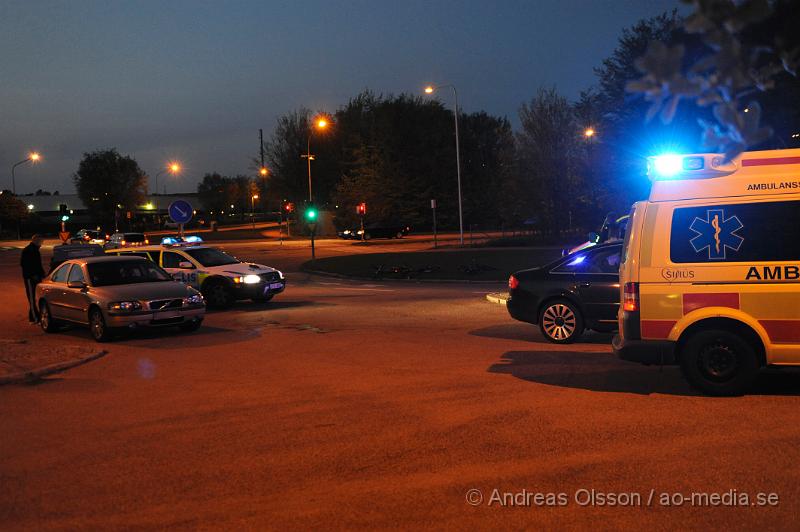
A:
[648,153,735,181]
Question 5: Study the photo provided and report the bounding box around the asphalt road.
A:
[1,240,800,529]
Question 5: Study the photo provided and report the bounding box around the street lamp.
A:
[251,194,259,229]
[424,84,464,245]
[153,161,182,195]
[584,127,595,138]
[11,152,42,195]
[301,115,330,202]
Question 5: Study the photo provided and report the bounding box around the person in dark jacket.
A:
[20,235,45,323]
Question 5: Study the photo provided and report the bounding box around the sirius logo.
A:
[689,209,744,260]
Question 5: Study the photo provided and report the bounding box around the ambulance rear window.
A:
[670,200,800,263]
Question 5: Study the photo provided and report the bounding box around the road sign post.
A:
[431,199,437,248]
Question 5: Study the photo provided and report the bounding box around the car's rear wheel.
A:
[39,301,59,333]
[679,329,760,396]
[539,299,584,344]
[202,279,235,309]
[89,308,112,342]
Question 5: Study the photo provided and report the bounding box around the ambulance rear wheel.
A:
[680,329,759,396]
[539,299,584,344]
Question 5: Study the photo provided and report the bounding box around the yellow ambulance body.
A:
[613,148,800,395]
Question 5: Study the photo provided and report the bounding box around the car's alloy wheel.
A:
[540,300,583,343]
[40,302,58,333]
[89,308,111,342]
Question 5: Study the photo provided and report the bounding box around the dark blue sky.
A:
[1,0,681,194]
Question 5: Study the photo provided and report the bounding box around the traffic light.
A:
[304,206,318,222]
[284,202,294,213]
[356,202,366,215]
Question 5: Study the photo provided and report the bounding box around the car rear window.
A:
[670,200,800,263]
[87,261,172,286]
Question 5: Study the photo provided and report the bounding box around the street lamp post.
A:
[301,116,329,203]
[10,152,41,196]
[10,152,41,240]
[583,128,598,211]
[425,84,464,245]
[251,194,259,229]
[154,162,181,196]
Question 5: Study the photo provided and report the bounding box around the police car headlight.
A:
[183,294,204,306]
[108,301,142,312]
[243,274,261,284]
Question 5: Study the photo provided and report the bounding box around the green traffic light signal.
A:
[305,207,318,221]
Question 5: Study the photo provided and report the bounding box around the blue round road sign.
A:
[168,200,193,224]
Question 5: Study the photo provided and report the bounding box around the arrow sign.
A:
[168,200,193,224]
[59,231,70,243]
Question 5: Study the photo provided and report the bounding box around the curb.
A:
[300,268,507,284]
[0,349,108,385]
[485,293,509,305]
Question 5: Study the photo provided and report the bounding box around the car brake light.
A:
[145,239,149,244]
[623,282,639,312]
[508,275,519,290]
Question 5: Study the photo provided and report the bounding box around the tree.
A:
[73,149,146,226]
[626,0,800,158]
[0,192,28,235]
[197,173,231,215]
[516,87,584,233]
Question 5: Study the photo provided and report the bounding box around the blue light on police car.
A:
[652,154,683,177]
[184,235,203,243]
[162,236,179,245]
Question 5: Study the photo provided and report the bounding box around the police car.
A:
[614,148,800,396]
[106,236,285,308]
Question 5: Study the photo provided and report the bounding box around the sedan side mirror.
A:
[67,280,86,289]
[178,261,195,269]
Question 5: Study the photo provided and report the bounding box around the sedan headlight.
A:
[108,301,142,312]
[183,294,204,306]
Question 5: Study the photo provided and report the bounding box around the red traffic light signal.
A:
[284,202,295,213]
[356,202,366,215]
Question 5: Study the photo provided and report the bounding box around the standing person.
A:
[20,234,45,323]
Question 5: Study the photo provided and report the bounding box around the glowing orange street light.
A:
[584,128,595,138]
[154,161,183,195]
[302,114,332,202]
[424,86,434,94]
[11,151,43,195]
[259,167,269,176]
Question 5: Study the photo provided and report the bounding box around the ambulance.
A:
[106,237,285,309]
[613,148,800,395]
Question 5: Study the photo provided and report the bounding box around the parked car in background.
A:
[70,229,107,245]
[104,232,149,249]
[338,223,411,240]
[49,243,106,272]
[37,256,205,341]
[507,242,622,343]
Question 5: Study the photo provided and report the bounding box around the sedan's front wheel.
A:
[89,308,113,342]
[539,299,584,344]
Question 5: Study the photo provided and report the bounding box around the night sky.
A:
[1,0,682,194]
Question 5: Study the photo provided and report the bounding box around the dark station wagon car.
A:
[507,242,622,343]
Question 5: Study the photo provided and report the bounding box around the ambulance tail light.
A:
[623,282,639,312]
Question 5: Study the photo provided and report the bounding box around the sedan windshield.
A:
[87,261,172,286]
[184,248,239,267]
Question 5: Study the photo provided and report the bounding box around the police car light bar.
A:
[160,235,203,246]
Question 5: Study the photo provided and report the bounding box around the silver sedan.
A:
[36,256,205,342]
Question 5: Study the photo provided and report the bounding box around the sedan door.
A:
[42,263,71,319]
[574,246,621,327]
[61,264,91,323]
